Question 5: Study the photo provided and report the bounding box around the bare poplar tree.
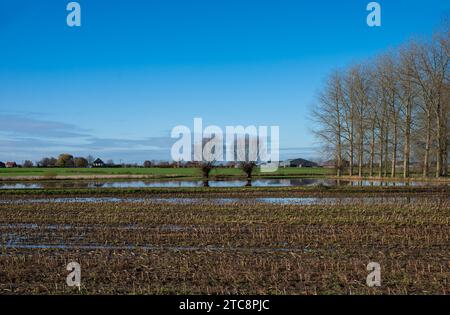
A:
[312,27,449,178]
[312,71,345,176]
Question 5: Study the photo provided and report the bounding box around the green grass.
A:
[1,166,447,180]
[0,167,333,178]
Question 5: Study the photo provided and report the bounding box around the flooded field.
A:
[0,178,448,190]
[0,196,447,205]
[0,184,449,294]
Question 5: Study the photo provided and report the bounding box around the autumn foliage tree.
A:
[56,154,75,168]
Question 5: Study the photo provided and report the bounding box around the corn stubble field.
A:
[0,186,448,295]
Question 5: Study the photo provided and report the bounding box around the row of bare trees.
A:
[313,29,449,178]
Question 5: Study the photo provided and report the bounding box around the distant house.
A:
[395,160,420,168]
[280,158,318,168]
[0,161,5,168]
[322,160,336,169]
[92,158,105,168]
[322,159,350,169]
[290,158,318,168]
[6,162,18,168]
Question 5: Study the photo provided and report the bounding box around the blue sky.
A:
[0,0,448,163]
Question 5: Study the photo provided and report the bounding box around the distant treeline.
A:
[313,27,449,178]
[0,154,244,169]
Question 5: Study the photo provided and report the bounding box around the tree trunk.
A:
[378,122,384,178]
[384,119,389,177]
[443,110,448,176]
[403,99,412,178]
[440,97,448,177]
[349,122,354,176]
[358,131,364,177]
[336,100,342,177]
[423,111,431,177]
[436,102,442,177]
[349,144,354,176]
[336,140,342,177]
[391,117,398,178]
[369,119,376,177]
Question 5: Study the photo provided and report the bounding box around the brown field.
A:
[0,186,449,295]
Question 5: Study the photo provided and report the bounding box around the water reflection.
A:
[0,178,448,190]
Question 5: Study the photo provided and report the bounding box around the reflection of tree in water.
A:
[4,178,444,190]
[76,182,91,188]
[339,181,352,186]
[0,182,42,189]
[23,182,38,188]
[41,182,56,189]
[288,179,308,187]
[289,179,321,187]
[40,181,91,189]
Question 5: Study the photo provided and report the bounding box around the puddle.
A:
[254,197,445,205]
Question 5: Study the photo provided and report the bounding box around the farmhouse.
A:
[6,162,17,168]
[322,159,350,169]
[92,158,105,168]
[280,158,318,168]
[395,160,421,168]
[0,161,5,168]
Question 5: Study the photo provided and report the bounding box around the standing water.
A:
[0,178,447,190]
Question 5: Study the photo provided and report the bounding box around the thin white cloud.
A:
[0,114,89,138]
[0,114,174,162]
